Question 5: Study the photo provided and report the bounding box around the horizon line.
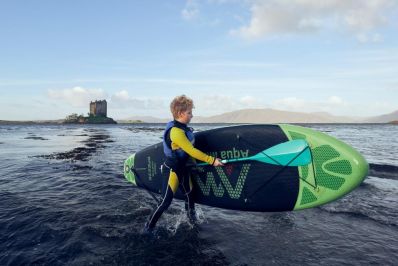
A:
[1,106,397,122]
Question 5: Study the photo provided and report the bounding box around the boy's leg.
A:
[180,170,197,221]
[146,170,179,229]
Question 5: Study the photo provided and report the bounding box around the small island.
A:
[389,121,398,124]
[64,100,117,124]
[117,119,144,124]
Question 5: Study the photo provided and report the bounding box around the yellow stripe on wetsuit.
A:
[168,171,194,194]
[168,171,179,193]
[169,127,215,165]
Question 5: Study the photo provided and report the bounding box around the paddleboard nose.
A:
[347,146,369,190]
[280,124,369,210]
[323,137,369,194]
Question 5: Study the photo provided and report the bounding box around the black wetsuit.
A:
[146,120,215,229]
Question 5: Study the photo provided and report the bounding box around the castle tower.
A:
[89,100,107,117]
[90,101,96,116]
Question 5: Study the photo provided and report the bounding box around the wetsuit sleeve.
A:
[170,127,215,165]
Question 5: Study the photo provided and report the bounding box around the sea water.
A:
[0,124,397,265]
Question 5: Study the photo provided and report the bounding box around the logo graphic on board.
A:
[195,164,251,199]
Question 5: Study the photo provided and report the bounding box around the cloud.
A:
[239,95,261,106]
[182,0,200,20]
[327,96,344,105]
[272,97,308,110]
[110,90,165,109]
[196,94,265,114]
[272,96,349,114]
[198,95,237,111]
[231,0,397,42]
[112,90,131,102]
[356,32,383,43]
[47,87,107,107]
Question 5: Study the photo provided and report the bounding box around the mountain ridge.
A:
[122,108,398,123]
[2,108,397,124]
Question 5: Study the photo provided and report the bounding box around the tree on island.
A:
[63,113,116,124]
[64,113,86,123]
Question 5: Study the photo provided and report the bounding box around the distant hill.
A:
[191,108,357,123]
[121,108,398,124]
[2,108,397,124]
[363,110,398,123]
[118,116,169,123]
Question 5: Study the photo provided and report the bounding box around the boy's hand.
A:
[213,158,224,167]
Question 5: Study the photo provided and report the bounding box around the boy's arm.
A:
[170,127,215,165]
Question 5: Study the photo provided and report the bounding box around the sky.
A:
[1,0,398,120]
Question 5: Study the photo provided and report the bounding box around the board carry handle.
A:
[197,139,312,167]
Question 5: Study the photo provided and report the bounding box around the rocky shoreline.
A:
[63,117,117,124]
[0,120,63,125]
[0,119,117,125]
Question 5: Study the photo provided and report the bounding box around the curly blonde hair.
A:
[170,95,194,119]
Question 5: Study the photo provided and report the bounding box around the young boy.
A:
[145,95,223,231]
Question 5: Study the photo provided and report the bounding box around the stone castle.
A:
[90,100,107,117]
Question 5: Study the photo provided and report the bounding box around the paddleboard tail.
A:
[124,154,137,186]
